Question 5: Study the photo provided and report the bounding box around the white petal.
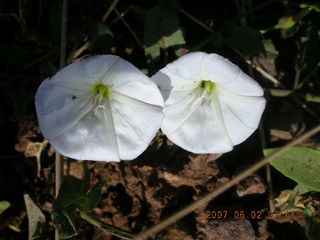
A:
[205,53,264,96]
[217,87,266,145]
[35,79,92,139]
[161,90,201,134]
[161,92,233,154]
[111,92,163,160]
[104,58,164,106]
[151,52,205,90]
[49,107,120,161]
[51,55,121,91]
[50,93,163,161]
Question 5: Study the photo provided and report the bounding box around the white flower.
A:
[151,52,266,154]
[35,55,164,161]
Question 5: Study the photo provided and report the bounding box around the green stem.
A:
[80,212,136,239]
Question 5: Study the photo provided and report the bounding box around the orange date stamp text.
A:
[206,209,295,220]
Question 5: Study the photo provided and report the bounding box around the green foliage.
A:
[144,0,186,63]
[89,21,114,54]
[263,39,279,57]
[287,184,313,207]
[286,185,320,240]
[0,201,10,216]
[304,208,320,240]
[219,21,264,56]
[264,147,320,191]
[51,176,105,239]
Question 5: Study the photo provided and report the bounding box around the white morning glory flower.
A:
[151,52,266,154]
[35,55,164,162]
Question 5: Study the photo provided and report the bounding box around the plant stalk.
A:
[80,212,136,239]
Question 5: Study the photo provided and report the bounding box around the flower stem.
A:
[80,212,136,239]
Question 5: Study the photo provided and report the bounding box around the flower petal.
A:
[35,79,92,139]
[161,92,233,154]
[51,55,121,91]
[217,87,266,145]
[49,107,120,161]
[151,52,205,89]
[111,92,163,160]
[205,53,264,96]
[104,58,164,106]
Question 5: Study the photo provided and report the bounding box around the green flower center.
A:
[91,83,112,102]
[197,80,216,96]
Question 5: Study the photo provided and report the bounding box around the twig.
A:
[259,124,275,211]
[71,0,121,61]
[56,0,68,239]
[55,152,63,240]
[110,7,131,26]
[134,124,320,240]
[80,212,136,239]
[181,9,214,33]
[245,59,282,87]
[102,0,120,22]
[59,0,68,69]
[113,7,144,48]
[0,154,22,159]
[20,52,52,71]
[72,41,90,61]
[265,164,275,211]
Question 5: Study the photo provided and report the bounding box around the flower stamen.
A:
[92,83,112,101]
[91,83,112,114]
[198,80,216,95]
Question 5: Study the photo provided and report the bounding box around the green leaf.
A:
[86,181,106,212]
[268,89,292,97]
[276,16,296,30]
[220,21,264,56]
[24,194,48,240]
[0,201,10,216]
[144,0,185,62]
[97,22,113,37]
[89,21,114,54]
[304,208,320,240]
[288,184,313,207]
[264,147,320,191]
[52,176,105,238]
[51,205,77,239]
[145,44,161,64]
[263,39,279,57]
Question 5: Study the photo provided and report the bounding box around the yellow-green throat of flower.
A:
[92,83,112,102]
[197,80,216,96]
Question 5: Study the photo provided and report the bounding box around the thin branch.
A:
[113,7,144,48]
[59,0,68,69]
[134,124,320,240]
[80,212,136,239]
[245,59,282,87]
[56,0,68,239]
[72,41,90,61]
[181,9,214,33]
[259,123,275,211]
[102,0,120,22]
[70,0,120,61]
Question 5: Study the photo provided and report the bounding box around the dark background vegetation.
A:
[0,0,320,239]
